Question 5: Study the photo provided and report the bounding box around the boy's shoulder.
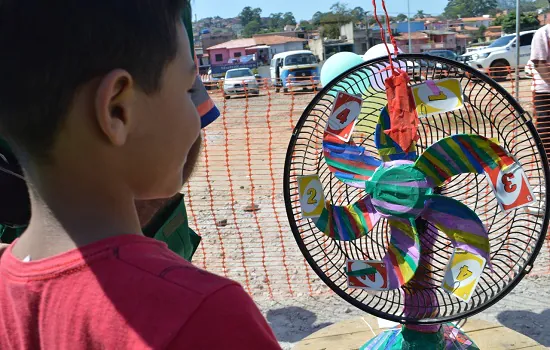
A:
[101,235,236,298]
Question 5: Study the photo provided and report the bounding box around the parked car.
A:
[460,30,536,78]
[201,68,223,90]
[270,50,320,93]
[222,68,260,99]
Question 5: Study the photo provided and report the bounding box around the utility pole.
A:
[407,0,412,53]
[365,11,371,51]
[515,0,520,100]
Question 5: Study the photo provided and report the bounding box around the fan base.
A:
[360,324,478,350]
[293,316,544,350]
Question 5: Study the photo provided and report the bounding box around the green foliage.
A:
[351,6,366,22]
[283,12,297,25]
[239,6,262,27]
[497,0,547,11]
[299,20,316,31]
[493,11,540,33]
[322,24,341,39]
[268,12,284,30]
[242,20,261,37]
[396,13,409,22]
[443,0,498,19]
[474,25,487,43]
[313,2,356,38]
[415,10,425,19]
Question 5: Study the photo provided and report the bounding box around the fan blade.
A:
[422,194,491,264]
[374,106,417,162]
[314,195,381,241]
[323,132,381,189]
[382,218,421,290]
[414,134,514,187]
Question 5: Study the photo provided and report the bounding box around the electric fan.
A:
[283,52,549,349]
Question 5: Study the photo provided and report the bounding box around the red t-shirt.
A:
[0,235,280,349]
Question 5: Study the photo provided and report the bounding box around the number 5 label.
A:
[326,91,362,142]
[298,175,326,219]
[485,162,536,212]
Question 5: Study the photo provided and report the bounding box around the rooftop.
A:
[461,16,494,22]
[206,35,306,50]
[207,38,255,50]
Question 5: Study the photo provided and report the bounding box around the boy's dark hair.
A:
[0,0,186,161]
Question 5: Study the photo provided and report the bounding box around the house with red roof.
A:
[206,35,307,66]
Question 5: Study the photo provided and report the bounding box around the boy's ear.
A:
[95,69,135,147]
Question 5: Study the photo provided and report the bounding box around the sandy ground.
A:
[191,74,550,348]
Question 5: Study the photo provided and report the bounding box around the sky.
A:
[192,0,450,22]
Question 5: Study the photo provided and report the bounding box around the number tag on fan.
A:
[442,249,486,303]
[298,175,325,219]
[346,260,388,291]
[326,91,362,142]
[411,79,463,117]
[485,162,535,212]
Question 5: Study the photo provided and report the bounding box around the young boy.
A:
[0,1,280,349]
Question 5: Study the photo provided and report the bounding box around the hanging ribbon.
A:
[372,0,400,75]
[372,0,420,154]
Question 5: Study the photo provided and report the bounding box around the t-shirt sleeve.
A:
[531,28,548,62]
[168,284,281,350]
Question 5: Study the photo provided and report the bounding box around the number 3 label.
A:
[326,92,363,142]
[298,175,325,219]
[485,162,536,212]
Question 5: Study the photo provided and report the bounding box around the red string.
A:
[372,0,400,75]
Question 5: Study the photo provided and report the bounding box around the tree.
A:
[474,24,487,43]
[242,20,261,37]
[443,0,498,19]
[239,6,262,27]
[330,2,351,16]
[493,10,540,33]
[312,11,324,25]
[299,20,316,31]
[396,13,408,22]
[283,12,297,25]
[322,23,341,39]
[351,6,366,22]
[497,0,545,11]
[415,10,425,19]
[268,13,283,30]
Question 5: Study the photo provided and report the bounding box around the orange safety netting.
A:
[190,72,550,301]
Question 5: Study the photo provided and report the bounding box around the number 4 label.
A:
[485,162,536,212]
[326,92,362,142]
[298,175,326,219]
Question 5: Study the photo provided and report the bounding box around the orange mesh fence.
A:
[187,70,550,301]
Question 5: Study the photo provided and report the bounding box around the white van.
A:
[460,30,536,78]
[270,50,320,92]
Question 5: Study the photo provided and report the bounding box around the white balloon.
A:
[363,43,403,61]
[363,43,406,91]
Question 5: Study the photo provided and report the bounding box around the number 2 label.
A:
[298,175,325,219]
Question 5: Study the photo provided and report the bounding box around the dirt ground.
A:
[189,76,550,348]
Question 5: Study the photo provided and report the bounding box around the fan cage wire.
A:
[283,53,550,324]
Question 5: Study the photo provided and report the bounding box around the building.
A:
[394,30,468,53]
[201,31,235,52]
[460,16,493,28]
[485,26,503,41]
[396,21,426,34]
[206,35,307,66]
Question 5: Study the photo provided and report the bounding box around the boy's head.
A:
[0,0,201,200]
